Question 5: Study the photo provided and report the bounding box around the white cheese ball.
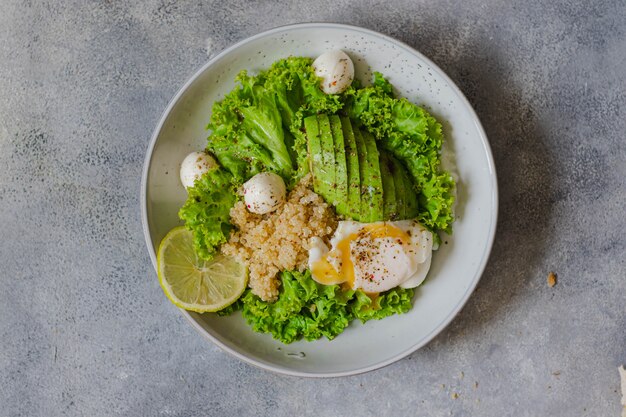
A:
[243,172,286,214]
[312,50,355,94]
[180,151,217,188]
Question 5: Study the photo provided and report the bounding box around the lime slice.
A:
[157,227,247,313]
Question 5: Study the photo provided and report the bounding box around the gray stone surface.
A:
[0,0,624,415]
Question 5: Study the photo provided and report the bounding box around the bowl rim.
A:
[141,22,498,378]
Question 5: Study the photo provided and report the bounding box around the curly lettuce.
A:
[223,269,414,344]
[345,72,455,233]
[178,168,237,260]
[350,286,414,322]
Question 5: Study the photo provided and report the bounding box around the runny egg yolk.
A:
[310,223,411,291]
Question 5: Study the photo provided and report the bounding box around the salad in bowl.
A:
[157,49,456,344]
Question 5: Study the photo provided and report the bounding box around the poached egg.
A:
[308,220,433,293]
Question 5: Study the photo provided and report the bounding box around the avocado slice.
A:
[317,114,337,205]
[389,155,419,219]
[389,154,407,219]
[356,128,384,222]
[362,129,385,222]
[304,115,323,195]
[340,116,361,221]
[379,151,398,220]
[330,115,348,216]
[352,127,368,222]
[402,164,419,219]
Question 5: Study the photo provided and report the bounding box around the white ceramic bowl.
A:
[141,23,498,377]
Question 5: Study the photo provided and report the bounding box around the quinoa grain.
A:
[222,175,337,301]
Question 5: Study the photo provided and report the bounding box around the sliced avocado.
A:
[389,155,419,219]
[352,126,368,222]
[330,115,348,216]
[389,154,407,219]
[340,116,361,221]
[361,129,385,222]
[317,114,337,205]
[379,151,398,221]
[402,164,419,218]
[356,128,384,222]
[304,115,323,195]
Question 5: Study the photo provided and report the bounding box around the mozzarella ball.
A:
[180,151,217,188]
[312,50,355,94]
[243,172,286,214]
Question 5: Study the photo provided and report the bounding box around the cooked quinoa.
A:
[222,175,338,301]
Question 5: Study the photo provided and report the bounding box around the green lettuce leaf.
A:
[227,270,414,344]
[345,72,455,233]
[178,168,237,260]
[207,72,293,180]
[238,270,353,343]
[350,287,414,322]
[206,57,344,185]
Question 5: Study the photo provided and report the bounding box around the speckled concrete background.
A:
[0,0,624,416]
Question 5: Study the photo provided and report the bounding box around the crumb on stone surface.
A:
[547,271,557,287]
